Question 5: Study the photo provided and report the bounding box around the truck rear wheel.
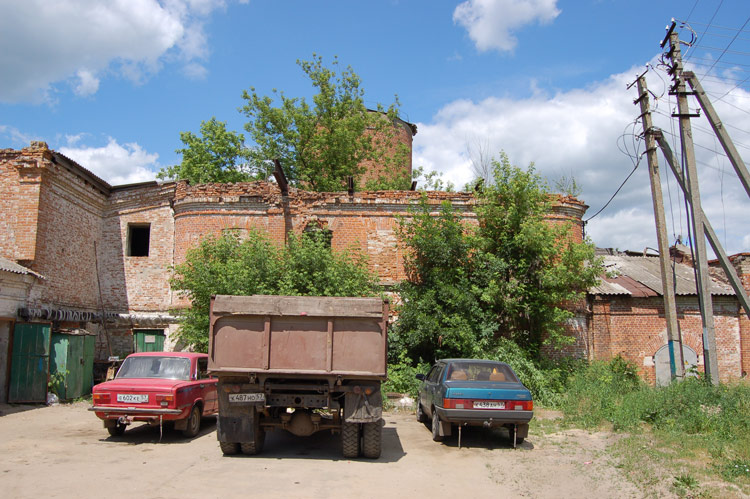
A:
[362,421,382,459]
[342,421,360,458]
[241,412,265,455]
[219,441,240,455]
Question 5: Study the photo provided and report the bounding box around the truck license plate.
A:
[117,394,148,403]
[229,393,265,403]
[474,401,505,409]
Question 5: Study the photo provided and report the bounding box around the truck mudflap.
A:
[218,406,261,443]
[344,390,382,423]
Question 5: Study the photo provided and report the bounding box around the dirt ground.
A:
[0,402,652,499]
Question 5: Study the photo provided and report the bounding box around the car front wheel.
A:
[431,410,444,442]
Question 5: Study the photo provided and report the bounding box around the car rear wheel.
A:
[431,410,444,442]
[219,441,240,455]
[182,405,202,437]
[515,436,525,445]
[342,421,360,458]
[107,422,126,437]
[362,421,382,459]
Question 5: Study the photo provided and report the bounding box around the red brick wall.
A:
[732,255,750,376]
[0,144,46,263]
[587,295,742,384]
[100,183,175,312]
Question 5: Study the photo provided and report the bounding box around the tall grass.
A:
[561,357,750,467]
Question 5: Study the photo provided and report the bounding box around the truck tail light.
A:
[155,394,174,407]
[93,393,110,404]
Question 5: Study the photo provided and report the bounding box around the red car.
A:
[90,352,218,437]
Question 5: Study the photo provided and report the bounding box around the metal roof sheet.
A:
[0,256,43,279]
[590,255,734,297]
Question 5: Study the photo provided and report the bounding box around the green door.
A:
[9,323,51,403]
[133,330,165,353]
[50,333,96,400]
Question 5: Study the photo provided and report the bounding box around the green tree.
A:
[241,54,409,191]
[158,117,254,184]
[392,153,601,363]
[170,230,378,351]
[474,153,601,353]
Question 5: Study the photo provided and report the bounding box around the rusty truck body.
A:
[208,294,388,458]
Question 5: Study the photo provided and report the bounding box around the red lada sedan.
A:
[90,352,218,437]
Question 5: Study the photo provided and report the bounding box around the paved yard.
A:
[0,402,647,498]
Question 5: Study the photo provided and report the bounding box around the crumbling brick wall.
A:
[588,295,741,384]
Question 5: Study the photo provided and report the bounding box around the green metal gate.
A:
[133,329,165,353]
[9,323,51,403]
[50,332,96,400]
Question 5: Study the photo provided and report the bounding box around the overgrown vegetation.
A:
[170,230,378,351]
[390,153,601,370]
[558,357,750,495]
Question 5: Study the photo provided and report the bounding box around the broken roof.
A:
[590,255,734,298]
[0,256,44,279]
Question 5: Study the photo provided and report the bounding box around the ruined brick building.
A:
[0,139,748,401]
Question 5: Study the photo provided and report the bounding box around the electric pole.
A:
[634,75,684,381]
[666,29,720,385]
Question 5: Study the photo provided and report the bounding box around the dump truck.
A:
[208,294,388,458]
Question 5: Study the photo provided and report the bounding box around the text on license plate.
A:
[474,401,505,409]
[229,393,265,403]
[117,394,148,403]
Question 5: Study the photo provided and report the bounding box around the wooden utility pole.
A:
[667,30,720,384]
[634,75,684,380]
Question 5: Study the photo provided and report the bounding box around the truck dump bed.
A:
[208,295,388,378]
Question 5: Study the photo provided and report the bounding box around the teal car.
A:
[416,359,533,447]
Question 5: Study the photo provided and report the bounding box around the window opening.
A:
[128,224,150,257]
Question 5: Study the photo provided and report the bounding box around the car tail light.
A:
[155,394,174,407]
[92,393,110,404]
[443,398,533,410]
[443,398,473,409]
[512,400,533,411]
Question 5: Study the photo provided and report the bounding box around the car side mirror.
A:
[415,374,426,381]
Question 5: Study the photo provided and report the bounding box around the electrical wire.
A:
[584,120,643,223]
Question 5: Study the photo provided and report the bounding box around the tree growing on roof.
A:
[241,54,410,191]
[158,117,255,184]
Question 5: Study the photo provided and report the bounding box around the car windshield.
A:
[444,362,517,383]
[116,356,191,380]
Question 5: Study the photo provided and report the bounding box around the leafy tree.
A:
[241,54,409,191]
[474,153,601,353]
[170,230,378,351]
[392,153,601,363]
[158,118,254,184]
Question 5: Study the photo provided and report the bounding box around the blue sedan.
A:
[416,359,533,447]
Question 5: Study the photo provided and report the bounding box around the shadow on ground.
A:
[222,426,406,463]
[415,422,535,450]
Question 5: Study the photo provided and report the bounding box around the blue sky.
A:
[2,0,750,255]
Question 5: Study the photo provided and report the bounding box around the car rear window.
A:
[445,362,517,383]
[117,356,191,380]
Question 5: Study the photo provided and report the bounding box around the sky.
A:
[1,0,749,256]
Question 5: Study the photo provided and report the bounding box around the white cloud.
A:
[60,138,160,186]
[0,0,233,103]
[414,61,750,255]
[453,0,560,53]
[74,70,100,97]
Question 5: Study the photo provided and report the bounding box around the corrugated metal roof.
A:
[590,255,734,297]
[0,256,44,279]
